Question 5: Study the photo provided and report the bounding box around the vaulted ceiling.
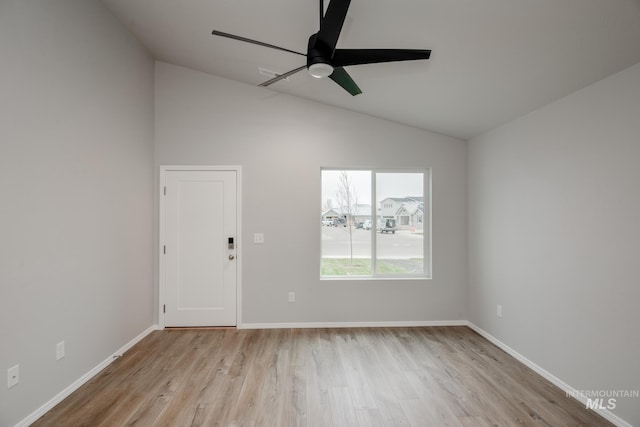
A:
[102,0,640,140]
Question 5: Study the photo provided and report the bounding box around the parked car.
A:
[380,218,396,234]
[332,218,347,227]
[322,220,333,226]
[362,220,372,230]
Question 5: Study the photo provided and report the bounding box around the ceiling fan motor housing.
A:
[307,33,333,72]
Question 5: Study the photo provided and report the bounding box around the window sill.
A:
[320,276,432,282]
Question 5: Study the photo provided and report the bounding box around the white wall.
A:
[468,62,640,425]
[0,1,155,425]
[155,62,468,326]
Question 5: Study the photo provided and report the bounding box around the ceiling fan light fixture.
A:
[308,62,334,78]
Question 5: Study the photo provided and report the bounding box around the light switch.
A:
[253,233,264,244]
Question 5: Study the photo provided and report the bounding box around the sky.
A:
[321,169,424,209]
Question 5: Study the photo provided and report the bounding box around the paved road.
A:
[321,225,424,259]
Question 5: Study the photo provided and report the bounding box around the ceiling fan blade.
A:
[258,65,307,87]
[332,49,431,67]
[329,66,362,96]
[212,30,306,57]
[316,0,351,52]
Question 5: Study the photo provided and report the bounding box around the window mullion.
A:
[371,171,377,276]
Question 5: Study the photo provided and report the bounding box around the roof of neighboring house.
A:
[395,202,424,216]
[327,204,372,217]
[380,196,424,204]
[322,209,341,217]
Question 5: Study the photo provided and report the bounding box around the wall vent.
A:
[258,67,290,81]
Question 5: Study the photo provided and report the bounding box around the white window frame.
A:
[320,168,432,280]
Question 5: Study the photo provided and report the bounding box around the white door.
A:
[163,169,237,326]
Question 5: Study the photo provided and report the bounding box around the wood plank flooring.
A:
[32,327,613,426]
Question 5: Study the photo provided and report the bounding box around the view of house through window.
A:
[321,169,430,278]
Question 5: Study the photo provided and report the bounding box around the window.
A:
[321,169,431,279]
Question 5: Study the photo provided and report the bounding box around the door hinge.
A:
[163,304,166,313]
[163,186,166,195]
[163,245,166,254]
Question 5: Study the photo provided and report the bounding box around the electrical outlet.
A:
[497,305,503,318]
[253,233,264,244]
[56,341,65,360]
[288,292,295,303]
[7,365,19,389]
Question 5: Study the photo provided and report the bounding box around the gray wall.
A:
[155,62,468,325]
[468,62,640,425]
[0,1,155,425]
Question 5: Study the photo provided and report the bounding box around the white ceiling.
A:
[101,0,640,140]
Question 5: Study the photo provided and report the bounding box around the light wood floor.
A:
[33,327,613,426]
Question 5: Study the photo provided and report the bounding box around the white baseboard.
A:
[15,324,161,427]
[238,320,468,329]
[466,322,632,427]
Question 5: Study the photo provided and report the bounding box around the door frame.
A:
[159,165,242,328]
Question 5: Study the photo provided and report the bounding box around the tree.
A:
[335,171,359,264]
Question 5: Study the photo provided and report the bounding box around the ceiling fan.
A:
[211,0,431,96]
